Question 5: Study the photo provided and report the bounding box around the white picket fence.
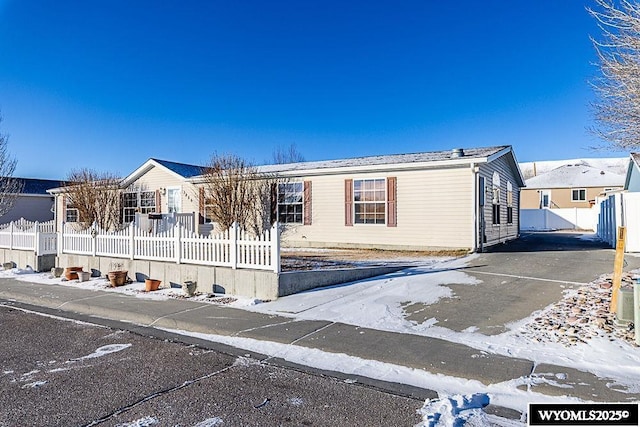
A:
[59,221,281,272]
[0,219,57,255]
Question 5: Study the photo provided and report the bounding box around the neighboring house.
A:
[598,153,640,252]
[50,146,524,252]
[624,153,640,192]
[521,163,625,209]
[0,178,67,223]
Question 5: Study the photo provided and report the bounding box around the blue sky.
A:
[0,0,625,179]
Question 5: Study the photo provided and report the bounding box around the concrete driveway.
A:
[405,231,640,335]
[260,231,639,337]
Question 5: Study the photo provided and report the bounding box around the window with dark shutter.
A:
[303,181,312,225]
[345,179,353,226]
[387,177,397,227]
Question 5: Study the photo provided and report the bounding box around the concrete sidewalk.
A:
[1,276,637,411]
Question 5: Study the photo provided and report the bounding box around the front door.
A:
[540,190,551,208]
[167,187,182,213]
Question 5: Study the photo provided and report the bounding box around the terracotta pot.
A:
[64,267,83,280]
[145,278,161,292]
[108,271,128,287]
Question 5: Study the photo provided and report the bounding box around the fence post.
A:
[175,223,182,264]
[9,221,13,250]
[34,221,40,256]
[129,222,135,260]
[271,222,280,273]
[91,222,97,257]
[58,223,64,256]
[230,222,237,270]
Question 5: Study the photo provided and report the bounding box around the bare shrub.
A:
[66,168,122,230]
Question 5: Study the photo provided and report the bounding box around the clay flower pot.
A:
[107,271,128,287]
[144,278,161,292]
[64,267,83,280]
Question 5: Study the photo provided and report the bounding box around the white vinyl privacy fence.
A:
[521,208,597,231]
[59,222,281,272]
[0,219,57,255]
[597,192,640,252]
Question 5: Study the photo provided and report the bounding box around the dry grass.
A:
[280,247,469,271]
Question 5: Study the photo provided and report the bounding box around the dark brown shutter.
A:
[198,187,205,224]
[155,190,162,213]
[387,177,397,227]
[303,181,312,225]
[270,183,278,224]
[345,179,353,226]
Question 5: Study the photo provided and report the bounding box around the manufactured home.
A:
[50,145,524,252]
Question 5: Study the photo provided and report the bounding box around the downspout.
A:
[471,163,479,252]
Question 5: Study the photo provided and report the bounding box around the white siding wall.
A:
[479,154,521,247]
[282,166,475,250]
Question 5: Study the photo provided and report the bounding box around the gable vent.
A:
[451,148,464,158]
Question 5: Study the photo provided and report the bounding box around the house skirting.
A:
[4,252,408,300]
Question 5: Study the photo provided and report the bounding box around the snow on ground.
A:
[3,253,640,426]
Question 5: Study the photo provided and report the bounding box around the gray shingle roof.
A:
[256,145,510,174]
[525,164,625,189]
[17,178,67,195]
[151,158,205,178]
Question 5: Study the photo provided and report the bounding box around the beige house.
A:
[246,145,524,251]
[50,146,524,252]
[521,163,624,209]
[50,159,204,231]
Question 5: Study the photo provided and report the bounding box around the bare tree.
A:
[200,153,275,235]
[0,115,24,218]
[65,168,122,230]
[589,0,640,150]
[272,143,305,164]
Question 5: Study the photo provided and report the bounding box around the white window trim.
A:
[167,186,182,213]
[571,188,587,202]
[277,182,304,224]
[491,172,501,226]
[122,190,157,223]
[353,177,387,226]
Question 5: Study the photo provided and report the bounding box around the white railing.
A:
[59,221,280,272]
[134,212,196,234]
[0,219,57,255]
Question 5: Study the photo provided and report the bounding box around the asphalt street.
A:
[0,305,423,426]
